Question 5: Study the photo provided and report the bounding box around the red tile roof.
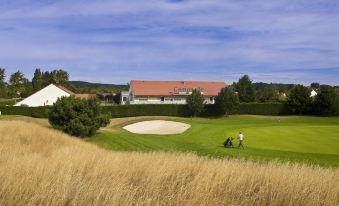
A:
[74,94,97,99]
[131,80,227,96]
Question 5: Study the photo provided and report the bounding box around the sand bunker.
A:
[123,120,191,135]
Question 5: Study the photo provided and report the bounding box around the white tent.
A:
[15,84,74,107]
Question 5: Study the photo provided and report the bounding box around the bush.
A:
[48,96,110,137]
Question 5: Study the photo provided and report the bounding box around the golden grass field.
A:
[0,120,338,206]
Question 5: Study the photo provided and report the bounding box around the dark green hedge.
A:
[102,103,291,117]
[237,103,291,115]
[0,99,16,106]
[0,106,50,118]
[201,103,291,116]
[101,104,189,118]
[0,103,292,118]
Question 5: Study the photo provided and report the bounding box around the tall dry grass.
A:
[0,120,338,206]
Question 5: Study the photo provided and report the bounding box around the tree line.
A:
[285,84,338,116]
[187,75,339,117]
[0,68,128,102]
[0,68,71,98]
[1,68,338,116]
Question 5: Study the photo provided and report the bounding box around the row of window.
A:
[139,98,184,102]
[137,97,214,102]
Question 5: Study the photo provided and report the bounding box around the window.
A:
[161,97,165,102]
[210,97,214,101]
[123,97,127,102]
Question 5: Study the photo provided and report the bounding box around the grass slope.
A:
[92,116,339,166]
[1,121,338,206]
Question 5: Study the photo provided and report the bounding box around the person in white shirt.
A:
[238,132,244,149]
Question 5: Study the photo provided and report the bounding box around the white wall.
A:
[15,84,71,107]
[310,90,317,97]
[120,92,129,105]
[130,97,184,104]
[129,96,215,104]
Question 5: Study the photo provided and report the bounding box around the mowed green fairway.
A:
[91,116,339,166]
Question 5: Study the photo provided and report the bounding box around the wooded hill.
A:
[68,81,129,94]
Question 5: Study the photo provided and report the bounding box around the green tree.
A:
[41,70,69,86]
[236,75,255,102]
[256,85,278,102]
[312,85,338,116]
[186,89,205,117]
[285,85,312,114]
[9,70,28,98]
[310,82,320,89]
[42,71,53,87]
[32,68,43,91]
[0,68,7,98]
[48,96,110,137]
[53,69,69,84]
[0,68,5,86]
[214,87,239,116]
[21,82,34,98]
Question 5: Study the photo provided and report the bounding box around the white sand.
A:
[123,120,191,135]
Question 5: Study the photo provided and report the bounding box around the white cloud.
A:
[0,0,338,84]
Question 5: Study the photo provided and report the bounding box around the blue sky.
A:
[0,0,338,85]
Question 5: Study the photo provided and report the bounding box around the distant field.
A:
[0,120,338,206]
[92,115,339,166]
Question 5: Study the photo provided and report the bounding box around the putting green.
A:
[92,115,339,166]
[234,125,339,154]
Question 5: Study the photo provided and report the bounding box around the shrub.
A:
[48,96,110,137]
[214,87,239,116]
[186,89,205,117]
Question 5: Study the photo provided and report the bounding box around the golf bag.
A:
[223,137,234,148]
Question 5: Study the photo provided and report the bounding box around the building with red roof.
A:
[74,94,97,100]
[121,80,227,104]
